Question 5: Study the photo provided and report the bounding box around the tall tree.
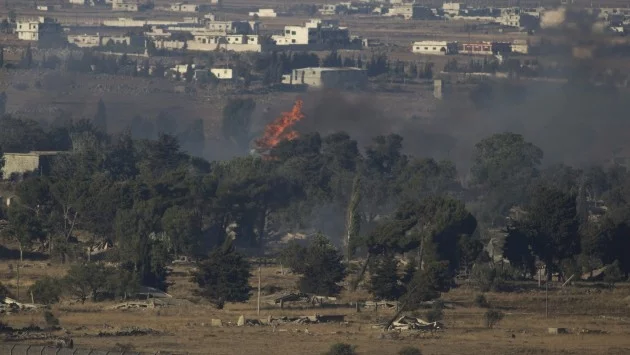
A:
[284,234,346,296]
[194,241,252,309]
[515,185,580,279]
[345,175,361,261]
[470,132,543,225]
[93,99,107,133]
[0,91,7,116]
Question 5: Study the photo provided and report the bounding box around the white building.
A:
[144,26,171,39]
[442,2,462,16]
[499,14,520,27]
[37,5,53,11]
[16,17,62,41]
[170,2,204,12]
[68,0,87,5]
[211,68,233,79]
[385,4,433,20]
[282,67,367,89]
[511,40,529,54]
[319,4,341,16]
[412,41,457,55]
[249,8,277,18]
[112,0,139,11]
[68,33,139,47]
[272,19,349,46]
[205,20,258,35]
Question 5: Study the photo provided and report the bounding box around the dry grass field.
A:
[2,259,630,355]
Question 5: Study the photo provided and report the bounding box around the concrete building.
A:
[103,17,181,27]
[187,34,266,52]
[68,0,87,4]
[16,17,62,41]
[37,5,54,11]
[112,0,140,12]
[154,39,186,50]
[273,19,350,46]
[205,20,258,35]
[385,4,434,20]
[412,41,457,55]
[511,39,529,54]
[319,4,342,16]
[442,2,462,16]
[68,33,142,47]
[249,8,277,18]
[170,2,207,12]
[461,42,493,55]
[1,151,60,179]
[499,13,520,27]
[211,68,234,79]
[282,67,367,89]
[144,26,172,39]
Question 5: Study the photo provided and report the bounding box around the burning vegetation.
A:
[255,99,305,154]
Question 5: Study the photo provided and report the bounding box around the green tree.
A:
[23,44,32,68]
[345,175,361,261]
[503,227,536,277]
[604,260,625,287]
[162,205,203,256]
[369,256,404,300]
[28,276,63,304]
[93,99,107,133]
[288,235,346,296]
[515,185,580,280]
[3,205,45,261]
[194,241,252,308]
[0,91,6,116]
[222,98,256,152]
[64,263,109,303]
[470,132,543,224]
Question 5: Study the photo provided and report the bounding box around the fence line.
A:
[0,344,187,355]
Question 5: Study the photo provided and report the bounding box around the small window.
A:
[292,39,296,43]
[433,47,436,50]
[285,29,290,34]
[291,31,296,35]
[424,47,428,50]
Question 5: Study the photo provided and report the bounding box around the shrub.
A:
[398,347,422,355]
[604,260,625,288]
[425,303,444,322]
[64,263,113,303]
[325,343,357,355]
[474,294,490,308]
[484,309,504,329]
[43,311,60,328]
[470,263,507,292]
[0,281,13,300]
[29,277,63,304]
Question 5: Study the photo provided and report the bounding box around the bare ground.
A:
[2,260,630,355]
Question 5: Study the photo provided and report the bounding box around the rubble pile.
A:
[387,316,444,332]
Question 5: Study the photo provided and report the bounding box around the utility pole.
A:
[545,280,549,318]
[257,266,261,316]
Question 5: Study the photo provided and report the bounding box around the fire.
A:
[255,99,305,151]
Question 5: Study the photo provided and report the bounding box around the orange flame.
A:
[256,99,305,151]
